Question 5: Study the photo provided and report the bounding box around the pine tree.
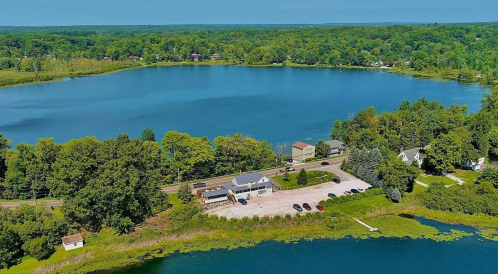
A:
[391,188,402,202]
[369,148,383,172]
[178,183,192,204]
[297,169,308,186]
[283,169,290,181]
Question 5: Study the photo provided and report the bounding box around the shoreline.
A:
[0,61,491,91]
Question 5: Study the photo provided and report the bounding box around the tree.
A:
[391,188,402,202]
[283,170,290,181]
[0,221,22,269]
[330,120,342,140]
[425,132,462,174]
[479,168,498,188]
[0,132,11,180]
[21,236,52,261]
[297,169,308,186]
[275,141,289,163]
[315,140,331,158]
[140,128,156,142]
[378,156,419,193]
[177,183,192,204]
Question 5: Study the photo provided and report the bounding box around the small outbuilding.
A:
[62,234,84,251]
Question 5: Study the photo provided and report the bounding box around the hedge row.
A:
[319,188,384,207]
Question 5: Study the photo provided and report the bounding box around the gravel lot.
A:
[206,178,371,219]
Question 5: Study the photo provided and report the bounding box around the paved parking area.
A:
[206,178,371,219]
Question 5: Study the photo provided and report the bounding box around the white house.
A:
[398,147,422,167]
[464,157,485,171]
[223,171,273,200]
[62,234,84,251]
[200,188,229,204]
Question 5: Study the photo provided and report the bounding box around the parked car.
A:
[286,158,294,163]
[332,177,341,183]
[293,204,303,212]
[193,182,206,188]
[286,166,295,171]
[358,188,364,192]
[351,189,360,194]
[303,203,312,211]
[316,204,324,211]
[344,190,352,195]
[321,161,330,166]
[328,193,337,198]
[237,198,247,205]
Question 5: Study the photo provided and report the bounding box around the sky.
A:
[0,0,496,26]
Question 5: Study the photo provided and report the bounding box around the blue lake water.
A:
[0,66,488,145]
[113,234,498,274]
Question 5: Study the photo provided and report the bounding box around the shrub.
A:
[21,236,53,261]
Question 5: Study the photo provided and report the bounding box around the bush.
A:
[21,236,53,261]
[319,188,384,207]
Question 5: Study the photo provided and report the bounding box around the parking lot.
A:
[206,178,371,219]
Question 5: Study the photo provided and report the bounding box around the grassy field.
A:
[273,170,339,190]
[452,169,480,184]
[416,175,458,186]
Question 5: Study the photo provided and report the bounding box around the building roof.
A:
[293,142,312,150]
[62,234,83,245]
[400,148,420,164]
[202,189,228,198]
[223,181,273,192]
[325,140,344,148]
[234,171,265,185]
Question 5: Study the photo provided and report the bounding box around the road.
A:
[161,156,347,193]
[0,156,347,208]
[0,199,63,208]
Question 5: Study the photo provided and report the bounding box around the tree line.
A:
[1,24,498,84]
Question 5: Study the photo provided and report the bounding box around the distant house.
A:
[127,56,141,62]
[325,140,346,156]
[62,234,84,251]
[398,147,422,167]
[464,157,485,171]
[223,171,273,200]
[201,188,229,204]
[103,56,111,62]
[210,53,221,60]
[191,53,202,62]
[292,142,315,162]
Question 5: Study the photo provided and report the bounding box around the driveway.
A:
[206,178,370,219]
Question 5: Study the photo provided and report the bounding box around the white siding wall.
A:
[204,196,228,204]
[63,240,84,251]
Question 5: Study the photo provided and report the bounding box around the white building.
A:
[464,157,485,171]
[62,234,84,251]
[398,147,422,167]
[223,171,273,200]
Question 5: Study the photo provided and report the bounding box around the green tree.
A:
[297,169,308,186]
[315,140,331,158]
[330,119,342,140]
[140,128,156,142]
[21,236,52,261]
[390,188,402,202]
[0,222,22,269]
[479,168,498,188]
[177,183,192,204]
[378,156,419,193]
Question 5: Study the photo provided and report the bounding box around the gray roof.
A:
[325,140,344,148]
[234,171,265,185]
[223,181,273,192]
[202,189,228,198]
[400,148,420,163]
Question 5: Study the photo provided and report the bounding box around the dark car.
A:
[286,166,295,171]
[237,198,247,205]
[351,188,360,194]
[321,161,330,166]
[293,204,303,212]
[303,203,312,211]
[286,158,294,163]
[328,193,337,198]
[193,182,206,188]
[316,204,324,211]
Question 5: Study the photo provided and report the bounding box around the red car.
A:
[316,205,324,211]
[302,203,312,211]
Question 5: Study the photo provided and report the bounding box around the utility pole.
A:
[32,188,38,219]
[177,167,180,184]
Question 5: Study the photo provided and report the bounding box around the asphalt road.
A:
[161,156,347,193]
[0,156,347,208]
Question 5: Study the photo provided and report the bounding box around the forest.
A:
[0,24,498,87]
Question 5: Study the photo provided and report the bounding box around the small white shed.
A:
[62,234,84,251]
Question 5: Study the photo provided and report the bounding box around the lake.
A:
[0,65,488,145]
[112,234,498,274]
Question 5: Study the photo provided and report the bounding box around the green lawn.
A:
[452,169,480,184]
[0,197,55,203]
[273,170,338,190]
[416,175,457,186]
[325,195,392,216]
[168,193,181,208]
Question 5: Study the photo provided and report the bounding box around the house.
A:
[103,56,111,62]
[210,53,221,60]
[398,147,422,167]
[292,142,315,162]
[223,171,273,200]
[200,188,228,204]
[62,234,84,251]
[191,53,202,62]
[325,140,346,156]
[127,56,141,62]
[464,157,485,171]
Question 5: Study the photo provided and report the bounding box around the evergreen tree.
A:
[391,188,402,202]
[283,170,290,181]
[369,148,383,172]
[141,128,156,142]
[177,183,192,204]
[297,169,308,186]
